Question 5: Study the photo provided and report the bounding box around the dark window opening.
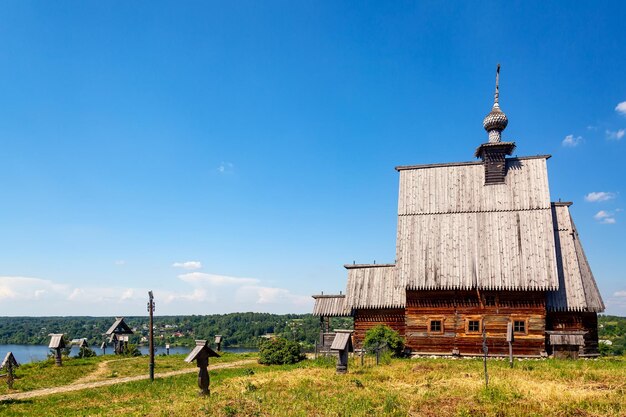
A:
[468,320,480,332]
[430,320,442,333]
[514,320,526,333]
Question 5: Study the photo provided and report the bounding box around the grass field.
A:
[1,354,625,416]
[0,352,254,395]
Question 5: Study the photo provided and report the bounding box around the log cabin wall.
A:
[405,290,546,356]
[546,311,599,356]
[353,308,405,348]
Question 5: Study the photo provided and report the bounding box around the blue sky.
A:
[1,1,625,316]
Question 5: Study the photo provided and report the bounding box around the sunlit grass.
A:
[0,351,257,394]
[1,356,624,416]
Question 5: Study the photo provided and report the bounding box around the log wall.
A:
[353,308,405,348]
[546,311,599,356]
[404,290,547,356]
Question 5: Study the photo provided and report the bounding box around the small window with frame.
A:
[429,319,443,334]
[513,320,527,334]
[467,320,481,333]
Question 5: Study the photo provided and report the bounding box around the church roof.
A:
[396,156,559,291]
[547,203,605,312]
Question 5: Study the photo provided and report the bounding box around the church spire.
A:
[482,64,508,143]
[475,64,516,184]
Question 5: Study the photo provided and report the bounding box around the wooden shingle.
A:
[312,294,352,317]
[547,203,605,312]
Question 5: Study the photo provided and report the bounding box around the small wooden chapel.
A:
[312,66,604,358]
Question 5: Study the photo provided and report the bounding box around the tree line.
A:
[0,313,353,348]
[1,314,621,353]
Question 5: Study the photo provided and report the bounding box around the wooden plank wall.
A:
[546,312,599,356]
[404,290,546,356]
[353,308,405,348]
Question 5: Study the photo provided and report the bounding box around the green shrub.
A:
[258,337,306,365]
[123,343,142,357]
[75,346,96,358]
[363,325,404,357]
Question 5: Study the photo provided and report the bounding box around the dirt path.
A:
[0,359,255,401]
[72,359,118,385]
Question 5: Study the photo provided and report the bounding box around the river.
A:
[0,344,256,364]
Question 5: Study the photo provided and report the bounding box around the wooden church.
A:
[313,67,604,358]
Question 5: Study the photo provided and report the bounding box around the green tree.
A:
[75,346,96,358]
[363,325,404,357]
[258,337,305,365]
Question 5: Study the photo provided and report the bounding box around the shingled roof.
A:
[105,317,134,335]
[328,157,604,311]
[344,264,404,309]
[395,156,559,291]
[312,294,352,317]
[547,203,605,312]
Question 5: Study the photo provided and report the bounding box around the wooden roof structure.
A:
[345,265,404,309]
[547,331,587,345]
[48,334,66,349]
[71,338,89,348]
[214,335,223,344]
[105,317,134,336]
[1,352,19,369]
[395,156,558,291]
[330,330,354,352]
[547,203,605,312]
[321,157,604,314]
[185,340,220,363]
[311,294,352,317]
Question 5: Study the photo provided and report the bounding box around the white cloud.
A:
[616,101,626,116]
[585,191,617,202]
[217,162,234,174]
[606,129,625,140]
[236,285,312,307]
[614,291,626,298]
[178,272,259,286]
[172,261,202,270]
[594,210,617,224]
[0,272,313,315]
[114,260,126,266]
[562,134,582,147]
[0,276,69,301]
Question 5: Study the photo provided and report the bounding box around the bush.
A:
[258,337,306,365]
[124,343,142,357]
[75,346,97,358]
[363,325,404,357]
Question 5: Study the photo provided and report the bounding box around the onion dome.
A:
[483,64,508,143]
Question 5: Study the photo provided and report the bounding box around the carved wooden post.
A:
[148,291,155,382]
[482,322,489,388]
[2,352,19,390]
[214,335,222,352]
[506,322,514,368]
[48,334,66,367]
[330,330,353,374]
[184,340,220,396]
[197,355,210,395]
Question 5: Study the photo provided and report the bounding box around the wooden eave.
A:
[395,154,551,171]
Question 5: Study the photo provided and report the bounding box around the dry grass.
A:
[1,356,624,416]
